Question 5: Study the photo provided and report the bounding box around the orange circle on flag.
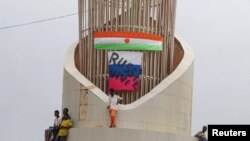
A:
[124,38,130,44]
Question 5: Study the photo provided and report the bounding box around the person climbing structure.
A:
[107,89,123,128]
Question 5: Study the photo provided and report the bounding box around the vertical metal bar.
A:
[92,0,96,85]
[95,49,99,89]
[148,0,153,91]
[166,0,170,75]
[85,0,88,77]
[84,0,86,76]
[133,0,139,103]
[126,0,129,103]
[85,0,90,78]
[88,0,92,81]
[130,0,134,32]
[100,0,104,31]
[138,0,142,32]
[149,56,153,90]
[87,0,90,79]
[78,0,83,74]
[160,0,164,34]
[121,0,124,31]
[151,0,155,33]
[147,0,151,33]
[85,0,88,78]
[106,0,109,30]
[139,0,144,97]
[97,0,100,88]
[132,0,136,32]
[100,0,104,91]
[110,0,113,30]
[99,51,103,90]
[144,0,148,95]
[99,2,102,89]
[96,1,99,87]
[142,0,146,33]
[104,51,106,93]
[96,0,100,88]
[155,0,159,35]
[153,51,157,87]
[126,0,130,31]
[161,0,167,79]
[104,0,108,93]
[134,0,139,101]
[144,53,148,95]
[116,0,119,31]
[83,0,86,77]
[92,0,95,83]
[159,0,165,81]
[151,0,156,88]
[169,0,176,73]
[155,0,160,84]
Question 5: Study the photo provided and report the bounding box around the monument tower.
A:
[62,0,195,140]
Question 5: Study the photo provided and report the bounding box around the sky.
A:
[0,0,250,141]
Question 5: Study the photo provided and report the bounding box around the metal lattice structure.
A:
[77,0,177,104]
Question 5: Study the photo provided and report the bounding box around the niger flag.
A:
[94,31,163,51]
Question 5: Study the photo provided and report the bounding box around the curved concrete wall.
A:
[62,35,195,140]
[67,128,197,141]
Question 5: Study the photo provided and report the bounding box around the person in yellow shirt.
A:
[56,108,73,141]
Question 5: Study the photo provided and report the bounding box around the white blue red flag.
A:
[108,51,143,91]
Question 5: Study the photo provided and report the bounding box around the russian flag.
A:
[94,31,163,51]
[108,51,142,91]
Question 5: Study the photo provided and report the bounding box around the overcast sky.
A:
[0,0,250,141]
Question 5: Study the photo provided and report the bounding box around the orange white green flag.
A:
[94,31,163,51]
